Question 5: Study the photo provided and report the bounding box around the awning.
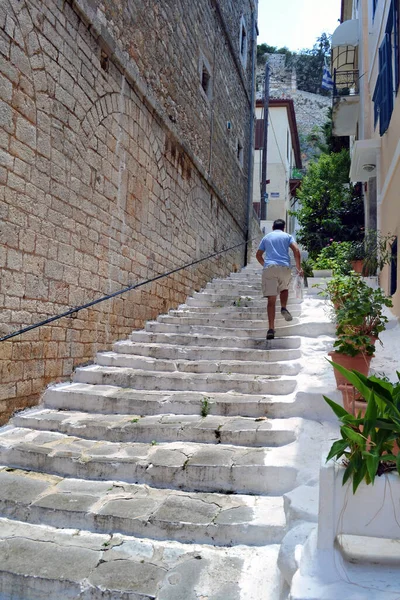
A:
[349,139,381,182]
[331,19,359,48]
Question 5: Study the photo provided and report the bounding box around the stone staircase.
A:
[0,261,338,600]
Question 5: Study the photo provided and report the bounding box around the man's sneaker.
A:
[281,307,293,321]
[266,329,275,340]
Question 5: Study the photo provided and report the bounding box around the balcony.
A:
[332,69,360,137]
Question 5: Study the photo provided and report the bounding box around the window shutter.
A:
[372,76,381,128]
[379,33,393,135]
[395,0,400,91]
[255,119,264,149]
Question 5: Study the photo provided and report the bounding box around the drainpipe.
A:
[244,3,257,267]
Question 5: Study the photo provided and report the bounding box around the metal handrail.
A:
[333,68,360,97]
[0,238,256,342]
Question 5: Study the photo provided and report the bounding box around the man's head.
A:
[272,219,285,231]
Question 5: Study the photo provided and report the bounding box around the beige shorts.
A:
[262,265,292,297]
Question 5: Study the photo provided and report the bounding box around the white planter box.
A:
[312,269,333,278]
[317,458,400,550]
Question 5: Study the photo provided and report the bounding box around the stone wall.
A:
[0,0,257,423]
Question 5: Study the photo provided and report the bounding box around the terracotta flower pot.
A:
[328,351,373,388]
[351,259,364,274]
[338,383,367,415]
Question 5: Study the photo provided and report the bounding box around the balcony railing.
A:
[333,69,359,97]
[291,167,306,180]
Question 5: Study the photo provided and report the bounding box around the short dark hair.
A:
[272,219,285,231]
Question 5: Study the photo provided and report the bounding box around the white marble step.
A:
[12,409,299,447]
[0,518,283,600]
[0,468,287,546]
[144,321,334,338]
[73,365,297,395]
[157,314,301,326]
[171,306,301,316]
[43,382,297,418]
[185,295,302,307]
[128,330,301,349]
[113,340,301,362]
[0,428,298,494]
[97,351,301,376]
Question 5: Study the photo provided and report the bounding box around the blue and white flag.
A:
[321,65,334,90]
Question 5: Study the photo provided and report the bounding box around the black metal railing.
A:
[291,168,306,180]
[0,238,257,343]
[333,69,360,97]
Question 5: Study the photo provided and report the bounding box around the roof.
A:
[256,98,302,169]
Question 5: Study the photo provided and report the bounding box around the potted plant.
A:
[346,240,365,273]
[321,272,393,386]
[324,363,400,493]
[309,241,353,277]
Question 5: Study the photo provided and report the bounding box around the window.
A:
[239,16,248,68]
[236,139,244,166]
[199,53,212,100]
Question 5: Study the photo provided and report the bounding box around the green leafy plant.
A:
[310,241,353,274]
[319,271,392,356]
[201,396,212,417]
[324,363,400,493]
[293,149,364,258]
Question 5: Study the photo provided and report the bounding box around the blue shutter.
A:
[379,33,393,135]
[372,76,381,128]
[394,0,399,91]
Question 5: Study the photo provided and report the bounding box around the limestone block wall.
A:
[0,0,257,423]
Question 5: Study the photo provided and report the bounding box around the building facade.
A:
[0,0,258,423]
[332,0,399,313]
[253,98,302,234]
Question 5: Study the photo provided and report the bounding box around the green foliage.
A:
[294,149,364,257]
[324,366,400,493]
[320,272,393,356]
[311,241,353,274]
[291,33,332,95]
[301,259,314,279]
[201,397,212,417]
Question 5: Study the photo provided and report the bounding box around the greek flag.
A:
[321,65,334,90]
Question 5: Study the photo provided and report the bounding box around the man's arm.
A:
[256,249,264,267]
[289,242,304,276]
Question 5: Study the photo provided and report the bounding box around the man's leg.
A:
[280,288,293,321]
[280,289,288,309]
[267,295,277,339]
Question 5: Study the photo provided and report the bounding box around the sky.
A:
[257,0,342,52]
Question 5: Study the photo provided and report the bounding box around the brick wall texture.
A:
[0,0,258,423]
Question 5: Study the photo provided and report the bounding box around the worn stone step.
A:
[0,428,298,494]
[170,306,302,317]
[144,321,334,338]
[12,409,299,447]
[157,314,301,326]
[113,340,301,362]
[128,331,302,349]
[0,518,282,600]
[97,351,301,376]
[73,365,297,395]
[0,468,286,546]
[43,382,297,418]
[185,295,302,307]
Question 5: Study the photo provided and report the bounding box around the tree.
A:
[293,149,364,258]
[291,33,332,95]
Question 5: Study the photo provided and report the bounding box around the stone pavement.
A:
[0,261,341,599]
